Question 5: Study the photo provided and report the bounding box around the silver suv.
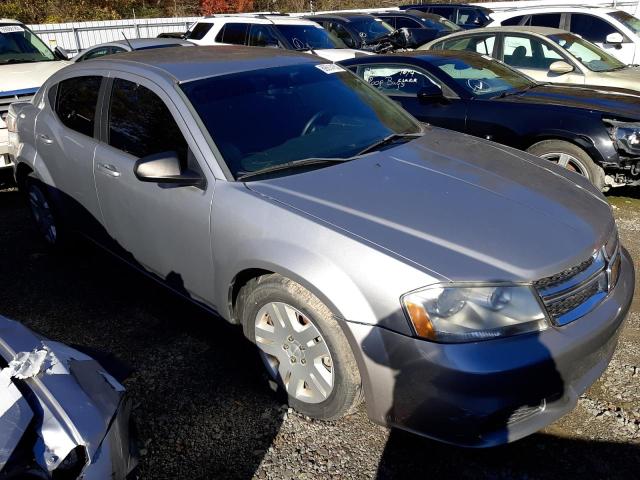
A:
[8,46,634,446]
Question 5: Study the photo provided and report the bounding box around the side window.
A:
[379,17,396,29]
[81,47,111,61]
[395,17,422,29]
[55,76,101,137]
[248,24,280,47]
[186,22,213,40]
[501,15,526,26]
[359,64,439,96]
[570,14,618,43]
[503,35,563,69]
[431,7,455,22]
[530,13,562,28]
[457,8,479,27]
[216,23,249,45]
[436,34,496,55]
[108,79,188,164]
[326,22,356,48]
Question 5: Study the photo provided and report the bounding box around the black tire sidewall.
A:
[24,179,67,249]
[242,275,360,420]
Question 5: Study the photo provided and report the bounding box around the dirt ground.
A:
[1,177,639,480]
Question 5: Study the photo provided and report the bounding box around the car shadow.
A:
[0,187,283,479]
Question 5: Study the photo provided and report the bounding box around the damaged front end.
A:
[0,316,137,479]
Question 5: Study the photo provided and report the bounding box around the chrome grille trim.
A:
[536,246,617,327]
[0,88,38,116]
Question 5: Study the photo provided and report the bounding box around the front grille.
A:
[536,244,619,326]
[533,255,594,290]
[0,88,38,126]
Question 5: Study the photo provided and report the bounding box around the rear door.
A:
[34,74,105,233]
[93,74,216,307]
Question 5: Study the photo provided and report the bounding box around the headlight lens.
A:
[402,284,549,343]
[604,119,640,156]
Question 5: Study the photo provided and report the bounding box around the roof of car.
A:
[85,45,322,83]
[197,14,321,25]
[494,5,617,14]
[372,10,444,20]
[342,49,488,65]
[0,19,22,24]
[438,25,568,37]
[305,13,377,21]
[401,3,493,11]
[102,38,193,49]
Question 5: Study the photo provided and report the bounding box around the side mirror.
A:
[549,60,575,75]
[605,32,624,46]
[54,46,69,60]
[134,151,203,187]
[417,83,444,103]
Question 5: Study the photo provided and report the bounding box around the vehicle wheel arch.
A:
[227,264,374,410]
[526,132,605,164]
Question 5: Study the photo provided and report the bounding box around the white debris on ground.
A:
[2,344,59,380]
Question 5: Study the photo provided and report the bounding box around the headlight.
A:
[402,284,549,343]
[604,119,640,156]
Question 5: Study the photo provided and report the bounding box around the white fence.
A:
[27,0,640,54]
[29,17,198,54]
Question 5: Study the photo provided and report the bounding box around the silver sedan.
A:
[8,46,635,446]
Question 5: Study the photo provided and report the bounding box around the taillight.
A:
[5,112,17,133]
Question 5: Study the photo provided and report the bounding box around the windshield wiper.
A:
[237,157,350,181]
[356,133,422,156]
[493,83,547,99]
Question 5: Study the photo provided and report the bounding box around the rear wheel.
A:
[25,179,69,249]
[239,274,362,420]
[527,140,606,191]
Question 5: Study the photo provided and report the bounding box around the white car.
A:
[1,19,69,169]
[184,14,371,61]
[489,6,640,65]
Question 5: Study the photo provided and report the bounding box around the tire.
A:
[527,140,606,191]
[239,274,362,420]
[24,178,70,249]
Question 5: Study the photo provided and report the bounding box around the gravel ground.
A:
[1,177,639,479]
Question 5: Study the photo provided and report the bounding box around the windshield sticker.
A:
[315,64,345,74]
[0,25,24,34]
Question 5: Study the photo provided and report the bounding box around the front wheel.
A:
[526,140,606,191]
[240,274,362,420]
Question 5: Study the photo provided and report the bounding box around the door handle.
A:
[97,163,121,177]
[38,134,54,145]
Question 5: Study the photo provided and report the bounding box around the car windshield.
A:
[548,33,625,72]
[181,63,421,179]
[0,24,55,64]
[349,17,395,42]
[275,24,341,50]
[609,11,640,37]
[433,55,534,98]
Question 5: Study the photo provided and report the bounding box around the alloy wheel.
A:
[539,152,590,178]
[254,302,334,404]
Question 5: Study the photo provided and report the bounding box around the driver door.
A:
[349,63,467,133]
[93,74,217,308]
[500,34,585,84]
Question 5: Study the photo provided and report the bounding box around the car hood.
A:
[587,65,640,93]
[313,48,373,61]
[0,60,68,94]
[500,83,640,119]
[246,127,614,282]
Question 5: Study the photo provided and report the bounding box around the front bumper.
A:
[348,247,635,447]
